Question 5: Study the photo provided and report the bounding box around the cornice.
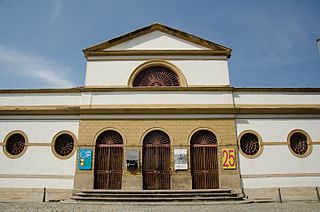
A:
[85,50,230,58]
[1,86,320,94]
[0,104,319,115]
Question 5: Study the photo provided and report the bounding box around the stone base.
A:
[244,187,320,202]
[0,188,73,202]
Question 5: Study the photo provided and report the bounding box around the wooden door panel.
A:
[190,130,219,189]
[191,145,218,189]
[143,130,171,190]
[94,145,123,189]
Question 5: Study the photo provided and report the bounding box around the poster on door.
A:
[222,148,237,170]
[174,149,188,170]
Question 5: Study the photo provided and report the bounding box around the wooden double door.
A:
[94,130,123,189]
[142,130,171,190]
[190,130,219,189]
[93,129,219,190]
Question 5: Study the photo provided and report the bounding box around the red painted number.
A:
[222,148,236,169]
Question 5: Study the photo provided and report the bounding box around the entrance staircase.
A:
[71,189,245,202]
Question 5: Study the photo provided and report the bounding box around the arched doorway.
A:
[142,130,171,190]
[94,130,123,189]
[190,129,219,189]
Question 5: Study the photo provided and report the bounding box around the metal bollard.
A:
[42,187,46,202]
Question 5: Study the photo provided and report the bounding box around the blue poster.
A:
[78,149,92,170]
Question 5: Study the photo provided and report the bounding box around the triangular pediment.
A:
[105,30,210,51]
[83,23,231,58]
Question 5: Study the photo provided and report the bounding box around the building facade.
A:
[1,24,320,201]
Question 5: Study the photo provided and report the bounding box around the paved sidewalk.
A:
[0,201,320,212]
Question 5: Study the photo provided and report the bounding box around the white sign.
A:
[174,149,188,170]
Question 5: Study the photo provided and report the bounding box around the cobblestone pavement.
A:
[0,201,320,212]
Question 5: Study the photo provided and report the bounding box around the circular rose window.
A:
[54,133,75,157]
[239,132,262,158]
[5,133,26,156]
[288,131,310,156]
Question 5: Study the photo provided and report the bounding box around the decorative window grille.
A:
[190,130,217,145]
[143,130,170,145]
[96,130,123,145]
[240,133,260,156]
[54,134,75,156]
[133,66,180,87]
[5,133,26,155]
[289,132,309,155]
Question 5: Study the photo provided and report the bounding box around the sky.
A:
[0,0,319,89]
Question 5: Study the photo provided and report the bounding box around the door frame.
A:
[189,127,220,189]
[141,128,172,190]
[93,128,125,189]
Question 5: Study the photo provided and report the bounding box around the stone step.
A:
[71,196,244,202]
[74,192,238,198]
[80,189,233,194]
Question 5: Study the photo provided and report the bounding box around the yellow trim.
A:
[2,86,320,93]
[86,50,229,57]
[83,85,232,91]
[287,129,312,158]
[3,130,29,159]
[237,130,263,159]
[87,57,228,61]
[93,127,126,146]
[128,60,187,87]
[51,131,77,160]
[1,104,320,115]
[241,173,320,178]
[263,142,288,146]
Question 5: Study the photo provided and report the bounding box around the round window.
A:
[239,132,262,158]
[288,131,310,156]
[5,133,26,156]
[54,133,75,157]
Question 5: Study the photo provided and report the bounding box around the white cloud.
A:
[0,46,75,88]
[50,0,62,24]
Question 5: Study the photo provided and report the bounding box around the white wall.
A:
[0,93,81,106]
[237,118,320,188]
[0,119,79,189]
[106,30,210,50]
[85,60,230,87]
[81,91,234,106]
[234,92,320,105]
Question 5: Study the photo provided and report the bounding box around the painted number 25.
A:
[222,149,236,169]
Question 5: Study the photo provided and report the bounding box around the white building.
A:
[1,23,320,201]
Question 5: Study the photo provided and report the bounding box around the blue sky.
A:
[0,0,319,89]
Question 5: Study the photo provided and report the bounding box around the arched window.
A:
[143,130,171,145]
[238,130,263,158]
[288,130,312,157]
[96,130,123,145]
[190,130,217,145]
[132,66,180,87]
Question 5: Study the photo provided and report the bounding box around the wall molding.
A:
[241,173,320,179]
